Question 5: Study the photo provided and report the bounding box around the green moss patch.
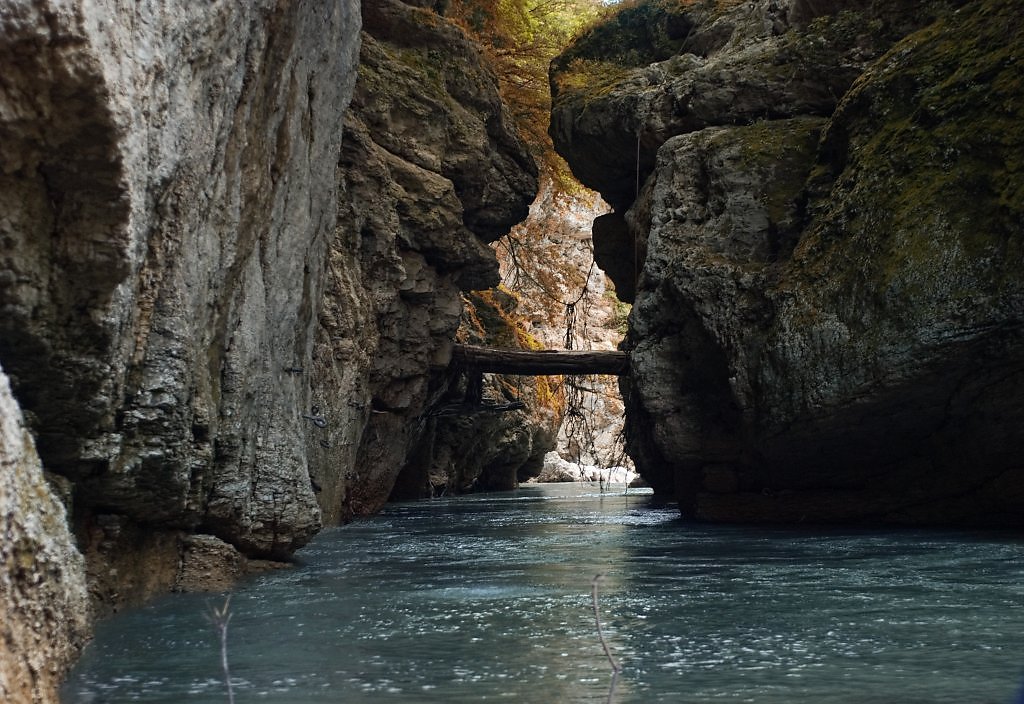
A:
[788,0,1023,334]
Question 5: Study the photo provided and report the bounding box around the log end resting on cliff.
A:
[451,344,630,376]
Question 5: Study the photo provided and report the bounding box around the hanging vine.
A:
[496,229,629,471]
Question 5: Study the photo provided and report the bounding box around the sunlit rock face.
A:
[496,184,630,471]
[0,0,361,611]
[0,366,90,703]
[309,0,539,521]
[551,0,1024,526]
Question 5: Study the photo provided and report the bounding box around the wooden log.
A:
[450,344,629,376]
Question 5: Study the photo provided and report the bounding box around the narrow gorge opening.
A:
[454,0,639,489]
[373,0,641,504]
[385,183,639,501]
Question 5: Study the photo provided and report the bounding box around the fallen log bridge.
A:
[451,344,630,376]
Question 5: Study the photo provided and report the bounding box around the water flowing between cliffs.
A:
[62,484,1024,703]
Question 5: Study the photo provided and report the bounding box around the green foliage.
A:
[449,0,604,189]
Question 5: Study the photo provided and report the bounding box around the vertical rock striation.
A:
[0,0,539,683]
[310,0,539,521]
[1,0,361,611]
[551,0,1024,526]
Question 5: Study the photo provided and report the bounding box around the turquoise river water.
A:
[62,483,1024,703]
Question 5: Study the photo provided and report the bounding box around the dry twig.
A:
[591,573,621,702]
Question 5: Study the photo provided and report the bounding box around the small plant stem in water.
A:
[591,573,622,703]
[205,595,235,704]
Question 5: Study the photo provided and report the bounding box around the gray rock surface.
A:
[0,0,539,619]
[173,534,247,593]
[531,451,636,485]
[1,0,360,605]
[551,0,1024,525]
[309,0,538,520]
[0,367,90,704]
[0,0,535,682]
[551,0,956,300]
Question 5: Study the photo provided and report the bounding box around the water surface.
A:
[63,483,1024,702]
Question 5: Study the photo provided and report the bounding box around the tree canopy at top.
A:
[448,0,606,188]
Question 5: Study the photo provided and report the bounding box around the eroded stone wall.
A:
[1,0,361,609]
[310,0,539,521]
[551,0,1024,525]
[1,0,542,686]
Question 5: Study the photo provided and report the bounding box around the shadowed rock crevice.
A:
[0,4,131,475]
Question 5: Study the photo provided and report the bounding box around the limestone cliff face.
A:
[307,0,539,521]
[1,366,90,703]
[1,0,538,681]
[1,0,537,621]
[1,0,361,614]
[551,0,1024,525]
[500,186,630,469]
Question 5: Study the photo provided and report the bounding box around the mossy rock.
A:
[788,0,1024,337]
[549,0,958,213]
[553,0,697,72]
[745,0,1024,461]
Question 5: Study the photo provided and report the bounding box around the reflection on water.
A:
[62,483,1024,703]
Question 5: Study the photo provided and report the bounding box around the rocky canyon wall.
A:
[1,0,362,617]
[551,0,1024,525]
[2,0,541,692]
[390,288,561,500]
[1,0,539,626]
[0,2,356,691]
[308,0,539,521]
[0,366,90,704]
[495,185,631,471]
